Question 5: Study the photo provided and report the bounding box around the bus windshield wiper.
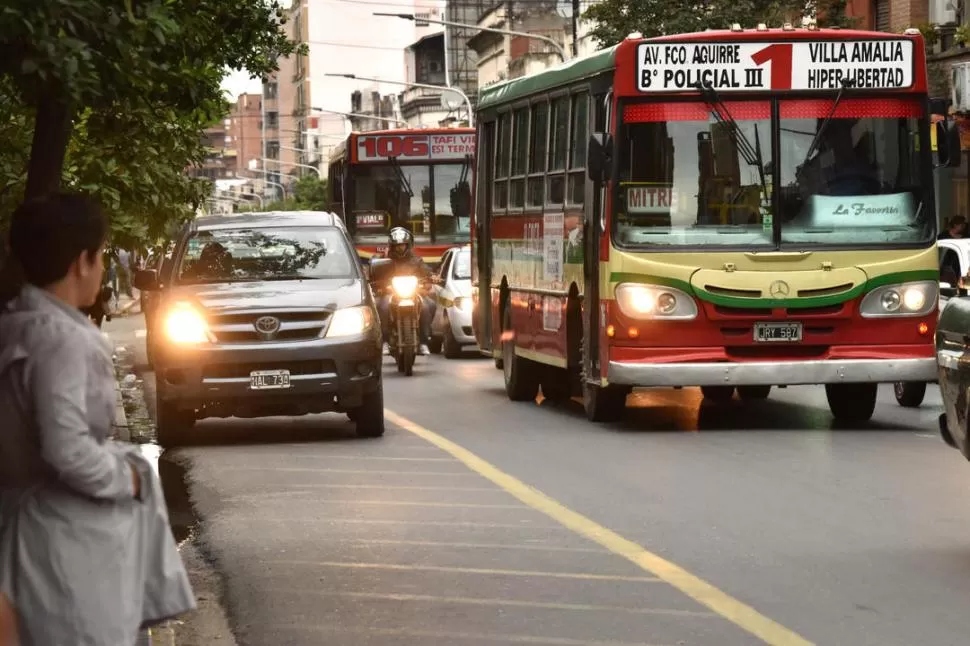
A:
[695,81,769,206]
[802,78,856,166]
[387,155,414,198]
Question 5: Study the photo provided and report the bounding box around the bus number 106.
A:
[359,135,430,159]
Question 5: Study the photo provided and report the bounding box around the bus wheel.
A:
[583,382,628,422]
[700,386,735,402]
[502,308,539,401]
[738,385,771,401]
[893,381,926,408]
[826,383,877,424]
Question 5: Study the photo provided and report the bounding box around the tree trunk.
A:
[24,96,74,199]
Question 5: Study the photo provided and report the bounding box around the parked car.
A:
[893,239,969,407]
[133,212,384,447]
[429,244,476,358]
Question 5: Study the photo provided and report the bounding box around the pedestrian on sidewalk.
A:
[0,192,195,646]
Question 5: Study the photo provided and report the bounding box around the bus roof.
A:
[478,27,925,110]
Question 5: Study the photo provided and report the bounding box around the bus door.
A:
[583,92,611,383]
[475,120,496,353]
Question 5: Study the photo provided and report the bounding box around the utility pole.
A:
[571,0,579,57]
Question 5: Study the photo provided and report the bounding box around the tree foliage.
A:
[0,0,302,245]
[582,0,856,48]
[255,175,331,213]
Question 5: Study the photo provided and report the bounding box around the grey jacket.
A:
[0,285,195,645]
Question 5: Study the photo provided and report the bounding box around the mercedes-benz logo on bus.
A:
[768,280,791,298]
[254,316,281,337]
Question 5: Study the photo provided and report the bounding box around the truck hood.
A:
[164,278,365,313]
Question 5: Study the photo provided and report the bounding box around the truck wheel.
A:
[502,307,539,401]
[428,336,443,354]
[354,387,385,438]
[700,386,735,402]
[826,383,877,423]
[893,381,926,408]
[738,385,771,401]
[156,399,194,448]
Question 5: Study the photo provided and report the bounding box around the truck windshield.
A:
[616,101,773,248]
[777,97,930,246]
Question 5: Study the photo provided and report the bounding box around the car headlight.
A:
[163,303,210,344]
[453,296,471,312]
[391,275,419,298]
[614,283,698,320]
[859,280,937,318]
[327,306,375,337]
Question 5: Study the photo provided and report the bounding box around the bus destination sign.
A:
[635,39,914,93]
[357,132,475,162]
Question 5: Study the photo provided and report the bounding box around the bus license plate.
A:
[753,322,802,343]
[250,369,291,390]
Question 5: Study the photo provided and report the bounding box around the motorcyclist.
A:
[370,227,437,356]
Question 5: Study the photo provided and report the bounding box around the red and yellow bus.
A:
[327,127,475,268]
[472,26,960,423]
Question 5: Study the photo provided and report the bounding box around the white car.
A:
[429,245,476,358]
[893,238,969,407]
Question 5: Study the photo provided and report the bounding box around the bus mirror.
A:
[936,119,962,169]
[587,133,612,182]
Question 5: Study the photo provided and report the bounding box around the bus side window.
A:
[567,92,589,206]
[941,248,961,286]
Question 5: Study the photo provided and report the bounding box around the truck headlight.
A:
[327,306,375,337]
[859,280,937,318]
[391,275,419,299]
[614,283,698,320]
[163,303,209,344]
[454,296,471,312]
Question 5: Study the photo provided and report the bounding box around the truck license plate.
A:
[753,322,802,343]
[250,369,291,390]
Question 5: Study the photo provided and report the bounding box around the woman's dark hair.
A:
[8,192,108,287]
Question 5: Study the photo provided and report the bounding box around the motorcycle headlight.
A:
[391,275,419,299]
[859,280,937,318]
[163,302,210,344]
[614,283,698,320]
[327,306,375,337]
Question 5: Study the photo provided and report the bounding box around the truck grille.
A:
[207,310,330,343]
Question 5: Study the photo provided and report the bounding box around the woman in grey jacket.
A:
[0,193,194,645]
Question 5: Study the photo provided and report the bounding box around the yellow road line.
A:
[385,409,814,646]
[268,559,661,582]
[268,589,714,617]
[339,538,609,553]
[225,466,478,477]
[271,624,676,645]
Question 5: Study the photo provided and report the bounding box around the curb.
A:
[113,386,130,442]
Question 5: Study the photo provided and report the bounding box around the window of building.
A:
[494,112,511,210]
[547,96,569,205]
[266,140,280,159]
[567,92,588,205]
[527,102,548,207]
[264,81,279,100]
[266,112,279,129]
[510,107,529,209]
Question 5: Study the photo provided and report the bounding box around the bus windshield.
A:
[348,162,473,245]
[616,98,931,249]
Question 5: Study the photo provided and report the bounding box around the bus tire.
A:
[502,307,539,401]
[826,383,877,423]
[738,385,771,401]
[700,386,735,402]
[893,381,926,408]
[583,382,628,422]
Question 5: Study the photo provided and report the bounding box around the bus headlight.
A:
[163,303,210,344]
[614,283,698,320]
[860,281,937,318]
[391,275,419,299]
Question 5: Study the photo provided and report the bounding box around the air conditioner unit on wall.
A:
[952,63,970,111]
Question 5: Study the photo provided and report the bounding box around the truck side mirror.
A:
[133,269,159,291]
[587,133,613,183]
[936,119,962,168]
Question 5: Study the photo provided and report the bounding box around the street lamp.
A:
[310,106,408,128]
[373,12,568,62]
[259,157,323,178]
[324,73,474,127]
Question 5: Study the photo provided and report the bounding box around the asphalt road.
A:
[105,314,970,646]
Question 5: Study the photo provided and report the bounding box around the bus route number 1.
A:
[360,135,430,160]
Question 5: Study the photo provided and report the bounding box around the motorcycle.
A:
[384,274,435,376]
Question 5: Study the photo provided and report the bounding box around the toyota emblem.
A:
[254,316,281,336]
[768,280,791,298]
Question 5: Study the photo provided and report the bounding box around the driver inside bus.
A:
[369,227,437,356]
[813,119,880,196]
